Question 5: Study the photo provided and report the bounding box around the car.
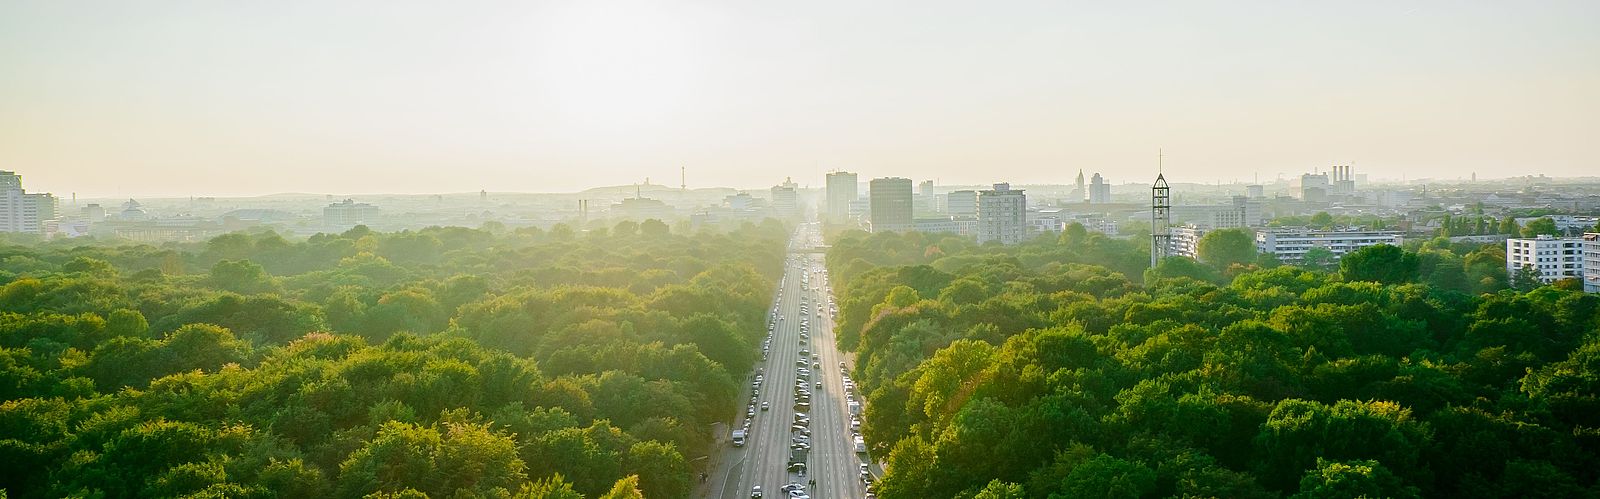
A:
[761,401,770,411]
[751,485,763,498]
[781,483,805,493]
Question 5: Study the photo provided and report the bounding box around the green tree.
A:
[1300,247,1338,272]
[1339,244,1418,284]
[1197,228,1257,270]
[1511,264,1544,292]
[1290,459,1419,499]
[1309,212,1335,229]
[1521,217,1559,237]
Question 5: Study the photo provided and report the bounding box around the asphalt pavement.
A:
[703,222,872,499]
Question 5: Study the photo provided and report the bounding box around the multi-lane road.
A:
[706,222,874,499]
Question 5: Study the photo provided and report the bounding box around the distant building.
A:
[325,199,381,227]
[1256,229,1404,264]
[946,190,977,218]
[1507,235,1585,284]
[117,199,149,221]
[1171,196,1263,229]
[914,217,977,236]
[869,177,913,232]
[825,171,858,223]
[771,178,799,219]
[0,170,58,234]
[82,203,107,223]
[977,183,1027,245]
[1583,233,1600,293]
[608,197,673,222]
[915,180,937,215]
[1246,185,1265,199]
[1300,173,1330,203]
[1070,170,1087,203]
[1088,173,1111,204]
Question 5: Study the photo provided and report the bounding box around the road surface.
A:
[704,222,873,499]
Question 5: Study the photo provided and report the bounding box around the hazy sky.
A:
[2,1,1596,197]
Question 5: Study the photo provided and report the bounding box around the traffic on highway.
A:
[714,222,878,499]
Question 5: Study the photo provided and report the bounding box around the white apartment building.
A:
[1256,229,1404,263]
[1582,233,1600,293]
[1170,225,1206,259]
[0,171,58,234]
[1507,235,1585,284]
[977,183,1027,245]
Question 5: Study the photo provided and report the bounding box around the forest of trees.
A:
[0,219,787,498]
[827,226,1600,498]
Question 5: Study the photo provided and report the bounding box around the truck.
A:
[853,435,867,454]
[848,400,862,416]
[732,429,747,447]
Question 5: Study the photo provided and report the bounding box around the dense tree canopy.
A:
[827,228,1600,498]
[0,219,788,498]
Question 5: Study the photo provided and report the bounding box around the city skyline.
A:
[3,1,1597,197]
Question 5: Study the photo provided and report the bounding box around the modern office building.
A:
[869,177,914,232]
[1088,173,1111,204]
[825,171,858,223]
[1256,229,1404,264]
[977,183,1027,245]
[1507,235,1585,284]
[324,199,382,228]
[0,170,58,234]
[1583,233,1600,293]
[946,190,977,218]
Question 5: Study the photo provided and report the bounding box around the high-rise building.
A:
[946,190,977,218]
[0,171,58,234]
[1089,173,1112,204]
[977,183,1027,245]
[1246,185,1264,198]
[869,177,913,232]
[1506,235,1585,284]
[825,171,858,223]
[771,177,798,219]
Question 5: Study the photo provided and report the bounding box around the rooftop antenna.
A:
[680,165,686,191]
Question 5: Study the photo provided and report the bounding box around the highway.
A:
[710,222,872,499]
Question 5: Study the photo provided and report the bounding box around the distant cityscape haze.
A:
[2,1,1596,198]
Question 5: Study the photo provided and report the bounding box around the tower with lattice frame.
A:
[1151,153,1171,268]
